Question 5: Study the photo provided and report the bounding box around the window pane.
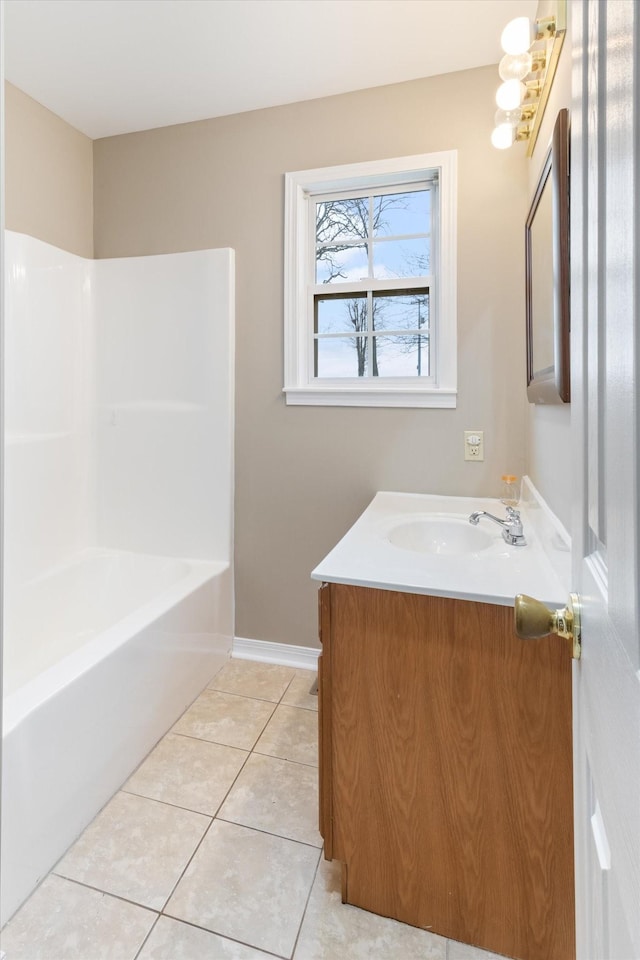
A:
[373,189,431,237]
[315,295,368,335]
[372,292,429,333]
[316,243,368,283]
[316,198,370,243]
[372,238,430,280]
[315,337,367,378]
[371,335,430,377]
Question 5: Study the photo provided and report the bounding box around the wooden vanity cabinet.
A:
[318,582,575,960]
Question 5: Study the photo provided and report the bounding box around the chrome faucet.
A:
[468,506,527,546]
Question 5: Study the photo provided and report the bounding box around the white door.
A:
[571,1,640,957]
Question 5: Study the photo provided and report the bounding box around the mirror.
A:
[525,108,570,403]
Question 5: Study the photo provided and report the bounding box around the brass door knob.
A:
[514,593,581,660]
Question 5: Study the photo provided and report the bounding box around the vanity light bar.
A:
[492,0,567,155]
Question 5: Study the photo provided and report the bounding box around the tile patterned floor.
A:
[0,658,508,960]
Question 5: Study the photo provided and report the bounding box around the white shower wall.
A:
[94,250,234,560]
[4,231,234,604]
[4,232,93,587]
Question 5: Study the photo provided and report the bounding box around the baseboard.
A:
[232,636,319,671]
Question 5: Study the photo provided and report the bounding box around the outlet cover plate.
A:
[464,430,484,461]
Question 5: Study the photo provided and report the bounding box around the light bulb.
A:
[491,124,515,150]
[494,107,523,127]
[501,17,535,54]
[499,52,533,82]
[496,80,526,111]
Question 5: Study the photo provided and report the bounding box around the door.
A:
[571,1,640,957]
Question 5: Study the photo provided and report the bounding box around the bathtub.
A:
[1,548,232,925]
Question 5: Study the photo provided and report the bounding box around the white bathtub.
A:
[1,548,232,925]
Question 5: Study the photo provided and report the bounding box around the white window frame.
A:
[283,152,457,407]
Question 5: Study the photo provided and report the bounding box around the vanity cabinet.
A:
[318,582,574,960]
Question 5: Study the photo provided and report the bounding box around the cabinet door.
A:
[325,583,574,960]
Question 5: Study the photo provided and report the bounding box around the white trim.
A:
[284,152,457,408]
[284,386,456,408]
[310,275,431,296]
[232,636,319,671]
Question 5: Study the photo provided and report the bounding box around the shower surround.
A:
[2,231,235,924]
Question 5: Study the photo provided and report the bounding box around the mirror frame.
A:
[525,107,570,404]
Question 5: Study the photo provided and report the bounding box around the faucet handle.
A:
[506,506,521,520]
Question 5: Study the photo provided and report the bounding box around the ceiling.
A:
[4,0,538,140]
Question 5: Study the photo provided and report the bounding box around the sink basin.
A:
[386,516,494,556]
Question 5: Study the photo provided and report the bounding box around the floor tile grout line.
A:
[279,668,319,711]
[126,737,262,821]
[289,845,324,960]
[253,700,319,767]
[54,734,253,926]
[214,815,323,850]
[154,741,258,915]
[118,789,216,821]
[37,880,291,960]
[208,684,292,704]
[118,786,237,820]
[150,718,322,917]
[170,730,255,749]
[175,690,284,754]
[241,750,319,771]
[157,813,218,915]
[151,694,306,918]
[48,873,161,916]
[159,910,289,960]
[254,699,317,744]
[167,677,323,957]
[202,684,293,706]
[132,911,162,960]
[252,746,317,768]
[158,730,251,755]
[170,730,317,766]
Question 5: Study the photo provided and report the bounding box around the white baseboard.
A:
[232,637,319,671]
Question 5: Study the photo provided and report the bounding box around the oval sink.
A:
[386,517,494,555]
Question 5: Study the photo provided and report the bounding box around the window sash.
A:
[312,183,434,289]
[312,285,433,382]
[309,181,437,384]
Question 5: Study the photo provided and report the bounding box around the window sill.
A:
[283,386,457,408]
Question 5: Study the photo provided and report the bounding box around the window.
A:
[284,152,457,407]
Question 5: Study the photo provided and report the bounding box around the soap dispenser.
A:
[500,474,520,508]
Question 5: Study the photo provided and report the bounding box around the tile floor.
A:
[1,658,507,960]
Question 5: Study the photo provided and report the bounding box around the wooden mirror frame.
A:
[525,107,570,404]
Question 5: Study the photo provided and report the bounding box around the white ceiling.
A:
[4,0,538,140]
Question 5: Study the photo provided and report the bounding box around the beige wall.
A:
[524,3,572,529]
[93,66,530,648]
[4,82,93,258]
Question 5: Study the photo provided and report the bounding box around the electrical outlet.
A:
[464,430,484,461]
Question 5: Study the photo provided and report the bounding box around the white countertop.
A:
[311,490,569,607]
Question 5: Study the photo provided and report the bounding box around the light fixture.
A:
[496,79,526,111]
[498,52,532,82]
[500,16,536,56]
[490,1,566,156]
[491,124,516,150]
[495,107,524,126]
